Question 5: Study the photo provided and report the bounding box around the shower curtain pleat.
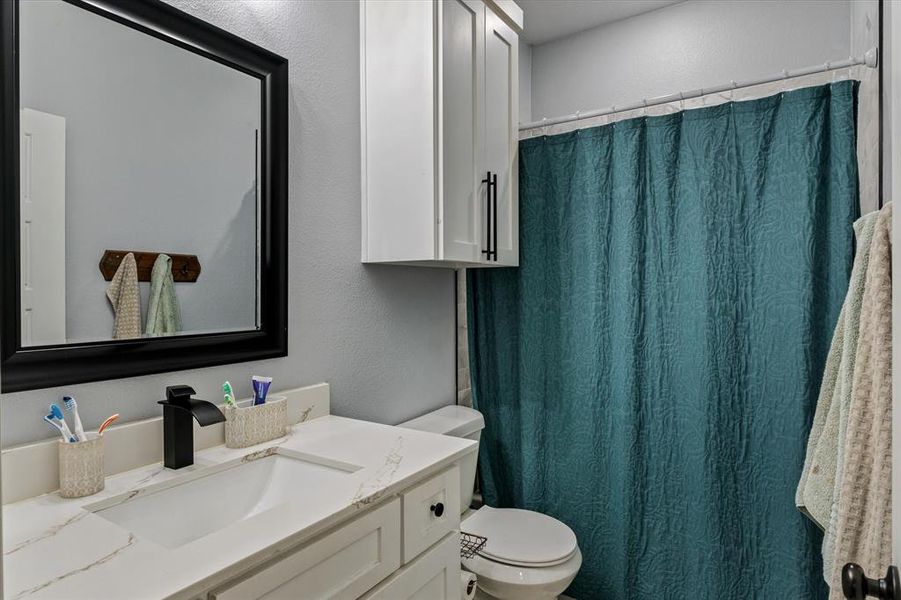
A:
[467,81,859,599]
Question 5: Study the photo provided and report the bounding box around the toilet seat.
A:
[461,506,578,567]
[462,507,582,598]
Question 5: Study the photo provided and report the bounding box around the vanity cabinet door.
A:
[402,466,460,563]
[482,7,519,267]
[209,498,400,600]
[360,533,461,600]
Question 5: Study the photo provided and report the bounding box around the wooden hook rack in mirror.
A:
[99,250,201,283]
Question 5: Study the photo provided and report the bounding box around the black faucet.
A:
[158,385,225,469]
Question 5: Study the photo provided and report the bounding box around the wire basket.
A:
[460,531,488,559]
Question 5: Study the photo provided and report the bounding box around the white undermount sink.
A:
[87,448,362,548]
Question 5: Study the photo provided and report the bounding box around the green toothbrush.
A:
[222,381,237,407]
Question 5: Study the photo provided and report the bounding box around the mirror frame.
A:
[0,0,288,392]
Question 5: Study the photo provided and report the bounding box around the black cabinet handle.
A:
[430,502,445,518]
[843,564,901,599]
[481,171,494,261]
[491,171,498,261]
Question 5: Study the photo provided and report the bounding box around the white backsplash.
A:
[2,383,330,504]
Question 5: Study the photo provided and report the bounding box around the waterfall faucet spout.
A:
[158,385,225,469]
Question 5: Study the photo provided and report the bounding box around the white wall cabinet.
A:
[361,0,521,268]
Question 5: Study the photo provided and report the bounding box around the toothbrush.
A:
[44,415,72,442]
[62,396,87,441]
[49,404,76,443]
[222,381,237,407]
[98,413,119,435]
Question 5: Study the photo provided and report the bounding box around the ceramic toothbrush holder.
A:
[58,434,105,498]
[224,395,287,449]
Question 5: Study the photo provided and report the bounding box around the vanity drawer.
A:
[361,532,461,599]
[210,498,401,600]
[401,466,460,563]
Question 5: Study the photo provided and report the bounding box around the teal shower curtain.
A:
[467,82,859,599]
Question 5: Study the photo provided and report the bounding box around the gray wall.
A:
[1,0,456,447]
[529,0,852,121]
[518,39,532,123]
[20,0,260,342]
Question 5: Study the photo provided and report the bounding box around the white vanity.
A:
[3,392,476,600]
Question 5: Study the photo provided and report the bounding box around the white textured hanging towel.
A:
[826,202,893,598]
[797,210,878,531]
[105,251,142,340]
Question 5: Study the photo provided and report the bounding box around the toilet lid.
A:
[461,507,578,568]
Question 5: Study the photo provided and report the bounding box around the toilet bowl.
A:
[461,506,582,599]
[399,406,582,600]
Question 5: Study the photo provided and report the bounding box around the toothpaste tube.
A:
[252,375,272,406]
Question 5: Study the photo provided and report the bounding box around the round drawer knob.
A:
[430,502,445,517]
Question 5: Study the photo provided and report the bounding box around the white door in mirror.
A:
[20,108,66,346]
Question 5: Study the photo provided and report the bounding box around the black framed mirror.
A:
[0,0,288,392]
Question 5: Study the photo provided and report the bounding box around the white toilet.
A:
[400,406,582,600]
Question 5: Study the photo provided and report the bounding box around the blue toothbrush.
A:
[48,404,77,443]
[44,415,75,443]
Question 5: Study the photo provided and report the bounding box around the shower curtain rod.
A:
[518,47,879,132]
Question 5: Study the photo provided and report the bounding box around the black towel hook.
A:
[843,564,901,599]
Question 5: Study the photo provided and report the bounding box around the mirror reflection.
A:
[18,0,261,346]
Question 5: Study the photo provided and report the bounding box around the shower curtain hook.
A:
[541,116,548,137]
[730,80,737,103]
[679,90,685,112]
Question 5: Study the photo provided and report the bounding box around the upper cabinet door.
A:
[440,0,484,263]
[360,0,519,268]
[483,8,519,266]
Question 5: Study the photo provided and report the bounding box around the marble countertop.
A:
[3,416,477,600]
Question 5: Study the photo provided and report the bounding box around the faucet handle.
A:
[164,385,196,405]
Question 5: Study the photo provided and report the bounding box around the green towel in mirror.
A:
[145,254,182,336]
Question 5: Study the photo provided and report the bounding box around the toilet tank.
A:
[399,405,485,515]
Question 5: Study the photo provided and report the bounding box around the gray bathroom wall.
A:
[519,39,532,123]
[529,0,852,121]
[1,0,456,447]
[19,0,260,342]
